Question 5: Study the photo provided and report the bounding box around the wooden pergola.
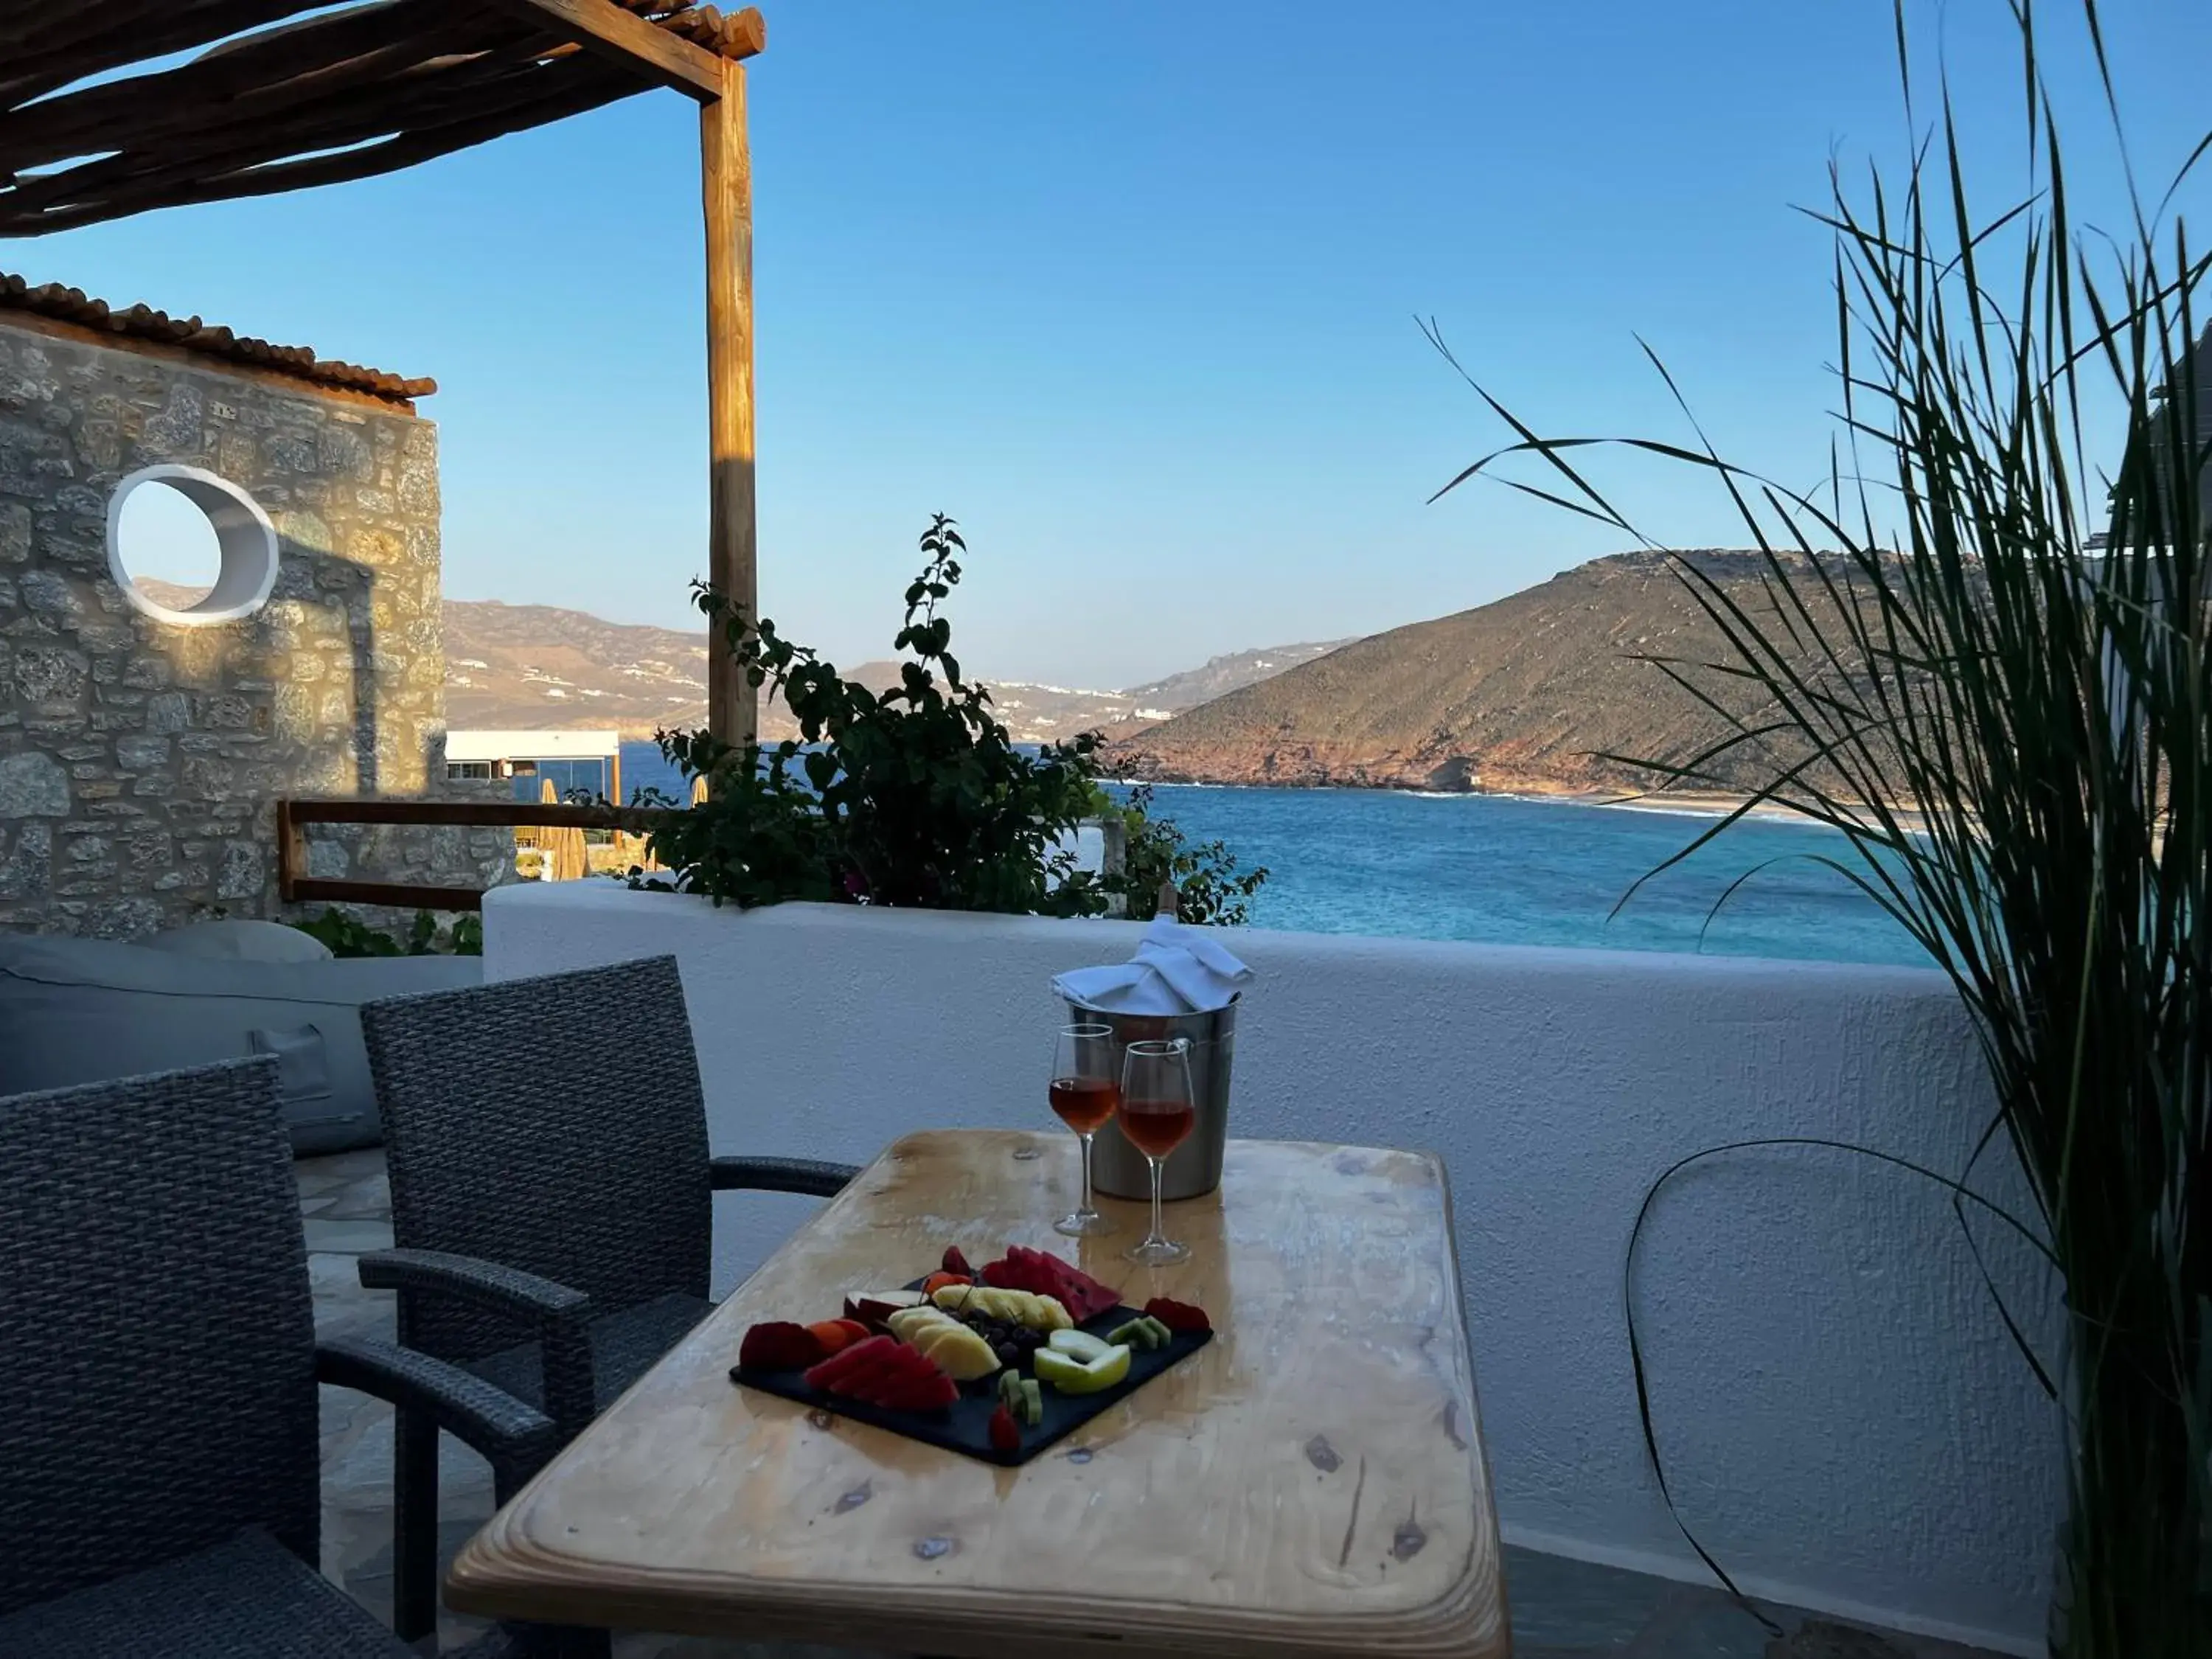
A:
[1,0,769,745]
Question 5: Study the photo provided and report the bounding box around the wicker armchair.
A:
[0,1058,557,1658]
[358,954,859,1643]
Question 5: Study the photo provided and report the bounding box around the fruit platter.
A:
[728,1243,1213,1466]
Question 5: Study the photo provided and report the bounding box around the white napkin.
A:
[1053,916,1253,1015]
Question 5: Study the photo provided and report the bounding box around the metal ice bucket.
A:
[1065,998,1237,1202]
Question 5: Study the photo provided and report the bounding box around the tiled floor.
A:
[301,1150,2005,1659]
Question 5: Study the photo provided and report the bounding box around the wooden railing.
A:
[276,798,676,911]
[277,799,1130,913]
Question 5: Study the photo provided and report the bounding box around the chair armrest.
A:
[357,1248,597,1433]
[316,1335,558,1499]
[358,1247,589,1326]
[709,1155,859,1197]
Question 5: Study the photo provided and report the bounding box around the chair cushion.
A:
[466,1292,714,1413]
[142,919,335,963]
[0,1528,409,1658]
[0,936,479,1155]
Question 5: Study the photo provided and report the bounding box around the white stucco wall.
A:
[484,881,2063,1654]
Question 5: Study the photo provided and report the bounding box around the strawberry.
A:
[740,1321,825,1371]
[942,1244,975,1276]
[987,1404,1020,1454]
[1143,1295,1211,1335]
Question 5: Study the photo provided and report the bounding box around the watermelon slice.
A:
[804,1334,897,1391]
[980,1245,1121,1322]
[811,1337,959,1413]
[872,1363,961,1413]
[1143,1295,1211,1335]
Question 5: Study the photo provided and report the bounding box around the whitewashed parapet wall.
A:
[0,316,507,934]
[486,881,2063,1655]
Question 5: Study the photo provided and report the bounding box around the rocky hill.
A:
[439,599,1341,745]
[442,601,712,735]
[1105,550,1856,796]
[1121,641,1352,713]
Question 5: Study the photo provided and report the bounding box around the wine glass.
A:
[1048,1023,1119,1238]
[1119,1038,1195,1266]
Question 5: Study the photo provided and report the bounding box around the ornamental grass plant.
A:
[1436,4,2210,1649]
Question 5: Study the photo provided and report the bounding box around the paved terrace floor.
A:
[302,1150,2008,1659]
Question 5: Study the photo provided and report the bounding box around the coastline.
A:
[1109,771,1825,826]
[1107,773,1937,835]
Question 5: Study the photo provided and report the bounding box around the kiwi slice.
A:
[1107,1315,1175,1352]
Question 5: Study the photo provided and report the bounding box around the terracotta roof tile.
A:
[0,274,434,406]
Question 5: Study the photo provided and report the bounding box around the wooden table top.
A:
[447,1130,1509,1658]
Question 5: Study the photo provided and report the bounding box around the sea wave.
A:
[1593,798,1812,826]
[1594,800,1735,820]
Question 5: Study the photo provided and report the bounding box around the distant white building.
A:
[445,730,622,802]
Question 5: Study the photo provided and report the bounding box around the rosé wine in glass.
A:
[1119,1039,1195,1266]
[1050,1023,1117,1238]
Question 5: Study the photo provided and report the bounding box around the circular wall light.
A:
[105,464,280,627]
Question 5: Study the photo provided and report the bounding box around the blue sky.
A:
[29,1,2212,687]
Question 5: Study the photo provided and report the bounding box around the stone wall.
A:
[0,316,509,936]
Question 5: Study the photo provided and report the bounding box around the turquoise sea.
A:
[616,742,1928,967]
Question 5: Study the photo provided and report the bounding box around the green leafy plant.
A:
[1113,784,1269,925]
[1434,4,2209,1650]
[647,516,1114,917]
[288,908,482,958]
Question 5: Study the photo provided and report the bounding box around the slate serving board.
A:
[730,1297,1211,1467]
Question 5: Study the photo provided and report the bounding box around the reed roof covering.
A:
[0,1,764,237]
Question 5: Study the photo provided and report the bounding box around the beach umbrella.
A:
[549,822,589,881]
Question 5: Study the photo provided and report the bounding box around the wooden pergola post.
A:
[700,56,757,751]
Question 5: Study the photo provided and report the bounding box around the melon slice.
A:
[888,1307,1001,1380]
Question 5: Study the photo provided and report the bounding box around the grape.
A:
[956,1310,1048,1372]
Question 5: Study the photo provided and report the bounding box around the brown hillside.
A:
[1105,550,1854,795]
[437,599,1338,745]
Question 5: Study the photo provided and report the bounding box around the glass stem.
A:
[1148,1155,1164,1244]
[1079,1133,1095,1215]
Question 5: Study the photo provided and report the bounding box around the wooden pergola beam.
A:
[476,0,758,100]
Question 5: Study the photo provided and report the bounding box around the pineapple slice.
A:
[931,1284,1073,1331]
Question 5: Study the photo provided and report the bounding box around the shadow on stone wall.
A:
[0,324,479,939]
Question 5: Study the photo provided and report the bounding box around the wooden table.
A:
[448,1131,1510,1657]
